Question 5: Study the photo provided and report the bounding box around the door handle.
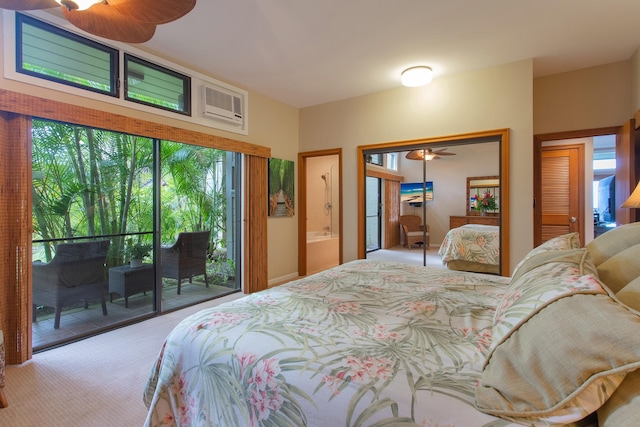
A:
[570,217,577,223]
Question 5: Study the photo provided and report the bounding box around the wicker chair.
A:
[161,231,210,294]
[32,240,110,329]
[399,215,430,249]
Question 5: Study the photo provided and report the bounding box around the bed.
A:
[438,224,500,274]
[144,222,640,427]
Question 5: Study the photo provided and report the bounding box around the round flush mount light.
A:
[401,66,433,87]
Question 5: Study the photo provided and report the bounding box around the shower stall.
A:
[306,155,340,274]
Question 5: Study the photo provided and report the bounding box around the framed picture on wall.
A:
[268,158,295,217]
[400,181,433,206]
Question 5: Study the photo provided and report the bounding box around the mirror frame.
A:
[467,175,500,216]
[357,128,510,276]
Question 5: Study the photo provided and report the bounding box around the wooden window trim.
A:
[0,89,269,363]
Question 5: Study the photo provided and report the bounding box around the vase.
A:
[130,259,143,268]
[480,211,486,216]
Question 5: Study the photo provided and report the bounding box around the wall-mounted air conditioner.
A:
[200,83,244,126]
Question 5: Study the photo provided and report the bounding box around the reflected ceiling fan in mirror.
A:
[406,147,456,161]
[0,0,196,43]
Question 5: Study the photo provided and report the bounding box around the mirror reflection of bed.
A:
[365,140,501,274]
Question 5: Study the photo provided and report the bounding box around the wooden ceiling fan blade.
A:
[435,151,455,155]
[0,0,58,10]
[107,0,196,25]
[63,4,155,43]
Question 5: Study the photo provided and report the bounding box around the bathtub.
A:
[306,231,340,274]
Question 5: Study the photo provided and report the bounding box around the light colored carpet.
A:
[3,250,441,426]
[366,245,446,269]
[3,292,243,427]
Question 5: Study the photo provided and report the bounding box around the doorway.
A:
[298,149,343,276]
[366,176,382,252]
[533,127,624,246]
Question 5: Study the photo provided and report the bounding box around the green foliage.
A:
[31,120,233,272]
[125,241,152,260]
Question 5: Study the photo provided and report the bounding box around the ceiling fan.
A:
[405,147,456,161]
[0,0,196,43]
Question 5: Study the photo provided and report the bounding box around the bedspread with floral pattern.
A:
[439,224,500,267]
[143,260,524,427]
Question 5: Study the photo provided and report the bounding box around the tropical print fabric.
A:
[438,224,500,267]
[143,260,527,427]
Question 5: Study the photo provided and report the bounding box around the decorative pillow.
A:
[597,368,640,427]
[593,244,640,294]
[491,248,601,353]
[586,222,640,267]
[616,276,640,312]
[511,232,580,279]
[477,273,640,425]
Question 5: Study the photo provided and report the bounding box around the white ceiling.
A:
[30,0,640,109]
[138,0,640,108]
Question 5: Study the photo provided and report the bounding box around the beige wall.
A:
[300,60,535,272]
[0,23,301,285]
[632,48,640,113]
[3,14,639,282]
[533,61,633,134]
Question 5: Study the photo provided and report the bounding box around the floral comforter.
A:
[438,224,500,267]
[143,260,522,427]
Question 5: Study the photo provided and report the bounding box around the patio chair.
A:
[32,240,110,329]
[161,231,210,294]
[399,215,430,249]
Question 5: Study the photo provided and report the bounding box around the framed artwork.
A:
[400,181,433,206]
[268,158,295,217]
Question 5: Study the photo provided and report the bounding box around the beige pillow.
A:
[491,249,602,353]
[594,244,640,294]
[477,285,640,425]
[509,248,596,284]
[586,222,640,267]
[615,276,640,312]
[511,232,580,279]
[597,368,640,427]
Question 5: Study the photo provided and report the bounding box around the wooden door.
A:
[537,144,584,246]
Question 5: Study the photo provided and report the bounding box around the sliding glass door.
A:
[31,119,240,350]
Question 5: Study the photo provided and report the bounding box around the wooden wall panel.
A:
[244,155,268,294]
[384,180,400,248]
[0,112,32,363]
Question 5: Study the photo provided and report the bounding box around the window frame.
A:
[16,12,119,98]
[124,53,192,116]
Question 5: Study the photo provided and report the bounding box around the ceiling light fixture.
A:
[55,0,102,11]
[401,66,433,87]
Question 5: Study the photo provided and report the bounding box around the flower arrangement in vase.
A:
[473,190,497,215]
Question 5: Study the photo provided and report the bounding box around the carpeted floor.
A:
[366,244,446,269]
[3,292,243,427]
[3,249,441,426]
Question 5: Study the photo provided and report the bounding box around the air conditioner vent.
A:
[201,83,244,126]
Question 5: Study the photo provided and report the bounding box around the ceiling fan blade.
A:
[435,151,456,156]
[406,150,427,160]
[63,3,156,43]
[107,0,196,25]
[0,0,58,9]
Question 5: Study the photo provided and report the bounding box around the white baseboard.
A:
[268,272,300,288]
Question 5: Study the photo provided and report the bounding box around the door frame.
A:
[297,148,343,276]
[357,128,511,276]
[533,126,619,246]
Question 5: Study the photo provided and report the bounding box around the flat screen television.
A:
[597,175,615,223]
